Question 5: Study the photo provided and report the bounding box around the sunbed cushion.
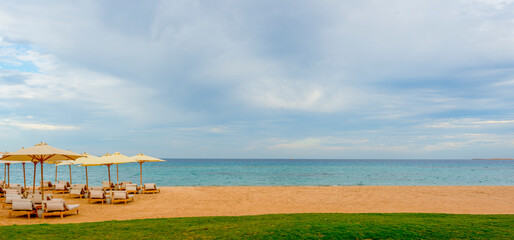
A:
[126,184,138,191]
[70,188,84,195]
[5,189,20,195]
[72,184,86,190]
[44,200,65,212]
[58,181,69,186]
[102,181,113,188]
[89,186,103,191]
[12,199,34,211]
[66,204,79,211]
[6,194,23,203]
[113,191,128,199]
[28,190,43,195]
[90,191,105,199]
[144,183,156,190]
[120,181,132,187]
[55,184,68,191]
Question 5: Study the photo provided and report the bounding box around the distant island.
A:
[472,158,514,160]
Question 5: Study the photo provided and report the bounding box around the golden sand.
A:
[1,186,513,225]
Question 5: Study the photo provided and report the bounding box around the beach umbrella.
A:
[130,153,165,187]
[59,153,98,189]
[0,160,30,189]
[0,143,82,200]
[81,152,134,188]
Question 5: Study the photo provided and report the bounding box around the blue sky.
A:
[0,0,514,159]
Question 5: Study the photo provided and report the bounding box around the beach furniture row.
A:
[2,189,79,219]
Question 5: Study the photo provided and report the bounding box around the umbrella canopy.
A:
[0,142,82,199]
[63,153,99,189]
[81,152,134,187]
[131,153,165,186]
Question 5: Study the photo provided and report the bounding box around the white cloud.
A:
[0,1,514,157]
[0,119,78,130]
[423,118,514,128]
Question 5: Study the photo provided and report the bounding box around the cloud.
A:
[0,119,78,130]
[423,118,514,128]
[1,1,514,157]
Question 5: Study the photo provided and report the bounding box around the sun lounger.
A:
[88,186,103,191]
[69,184,87,199]
[119,181,132,190]
[3,194,23,209]
[41,199,79,219]
[27,189,43,195]
[2,189,22,203]
[58,180,71,188]
[27,193,52,205]
[142,183,160,194]
[72,184,87,190]
[89,190,107,204]
[7,186,24,195]
[42,181,53,190]
[53,183,70,194]
[111,191,135,204]
[102,181,115,190]
[9,199,37,219]
[3,188,20,196]
[126,184,139,194]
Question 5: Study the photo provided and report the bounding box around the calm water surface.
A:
[3,159,513,187]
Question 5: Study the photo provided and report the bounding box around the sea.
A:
[2,159,513,187]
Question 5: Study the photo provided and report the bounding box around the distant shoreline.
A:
[472,158,514,160]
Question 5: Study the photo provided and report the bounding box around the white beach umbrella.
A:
[0,143,82,199]
[67,153,99,189]
[81,152,134,188]
[130,153,165,186]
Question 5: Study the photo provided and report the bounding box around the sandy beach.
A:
[1,186,513,225]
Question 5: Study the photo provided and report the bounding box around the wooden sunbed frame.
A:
[41,207,79,219]
[8,209,37,219]
[69,192,85,199]
[111,195,134,204]
[89,196,107,204]
[142,187,160,194]
[53,189,69,194]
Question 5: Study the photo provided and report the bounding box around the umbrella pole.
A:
[107,165,111,189]
[41,160,44,201]
[139,162,143,187]
[69,165,72,185]
[33,162,37,194]
[7,163,10,188]
[55,165,57,183]
[3,164,5,188]
[116,164,119,186]
[22,162,26,189]
[85,166,88,190]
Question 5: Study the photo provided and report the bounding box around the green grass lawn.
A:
[1,213,513,239]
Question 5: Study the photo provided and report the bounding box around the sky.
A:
[0,0,514,159]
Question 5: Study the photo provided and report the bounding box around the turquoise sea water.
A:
[2,159,513,187]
